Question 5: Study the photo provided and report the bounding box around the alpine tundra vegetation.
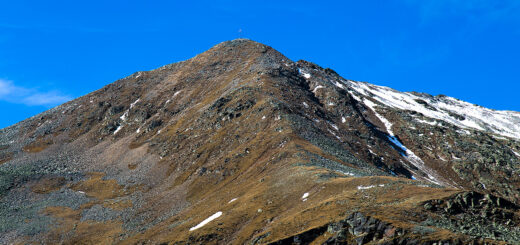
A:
[1,39,520,244]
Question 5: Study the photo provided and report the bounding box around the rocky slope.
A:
[1,39,519,244]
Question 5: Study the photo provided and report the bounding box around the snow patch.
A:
[512,150,520,158]
[357,185,375,190]
[351,94,361,102]
[333,81,345,89]
[343,172,355,176]
[341,117,346,123]
[312,85,324,93]
[130,99,140,109]
[364,99,394,135]
[189,211,223,231]
[415,118,437,126]
[301,192,309,199]
[298,68,311,79]
[120,110,129,121]
[228,198,237,204]
[113,126,123,135]
[303,102,309,108]
[328,122,339,131]
[327,129,341,140]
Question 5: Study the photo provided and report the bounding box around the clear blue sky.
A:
[1,1,519,128]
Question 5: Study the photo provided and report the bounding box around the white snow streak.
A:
[513,150,520,158]
[357,185,375,190]
[328,122,339,131]
[363,98,445,186]
[113,126,123,135]
[351,94,361,102]
[130,99,140,109]
[189,211,223,231]
[415,118,437,126]
[120,110,129,121]
[312,85,324,93]
[333,81,345,89]
[364,99,394,135]
[228,198,237,204]
[301,192,309,199]
[357,184,385,190]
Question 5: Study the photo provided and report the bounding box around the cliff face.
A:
[1,39,519,244]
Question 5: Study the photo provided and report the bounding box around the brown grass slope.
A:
[0,39,519,244]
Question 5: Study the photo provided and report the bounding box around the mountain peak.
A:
[210,38,273,52]
[197,39,286,62]
[2,38,520,244]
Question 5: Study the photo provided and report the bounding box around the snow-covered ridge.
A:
[345,80,520,140]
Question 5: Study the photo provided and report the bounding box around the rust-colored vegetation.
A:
[22,137,53,153]
[0,153,12,165]
[70,172,137,200]
[31,176,67,194]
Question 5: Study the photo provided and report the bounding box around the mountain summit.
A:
[1,39,520,244]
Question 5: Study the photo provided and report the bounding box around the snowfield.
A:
[345,80,520,140]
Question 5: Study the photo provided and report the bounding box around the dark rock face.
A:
[265,212,400,245]
[1,39,520,244]
[422,192,520,243]
[266,211,492,245]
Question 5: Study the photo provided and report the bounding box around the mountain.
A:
[1,39,520,244]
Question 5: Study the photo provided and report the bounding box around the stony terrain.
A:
[1,39,520,244]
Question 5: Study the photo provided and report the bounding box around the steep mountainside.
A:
[1,39,520,244]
